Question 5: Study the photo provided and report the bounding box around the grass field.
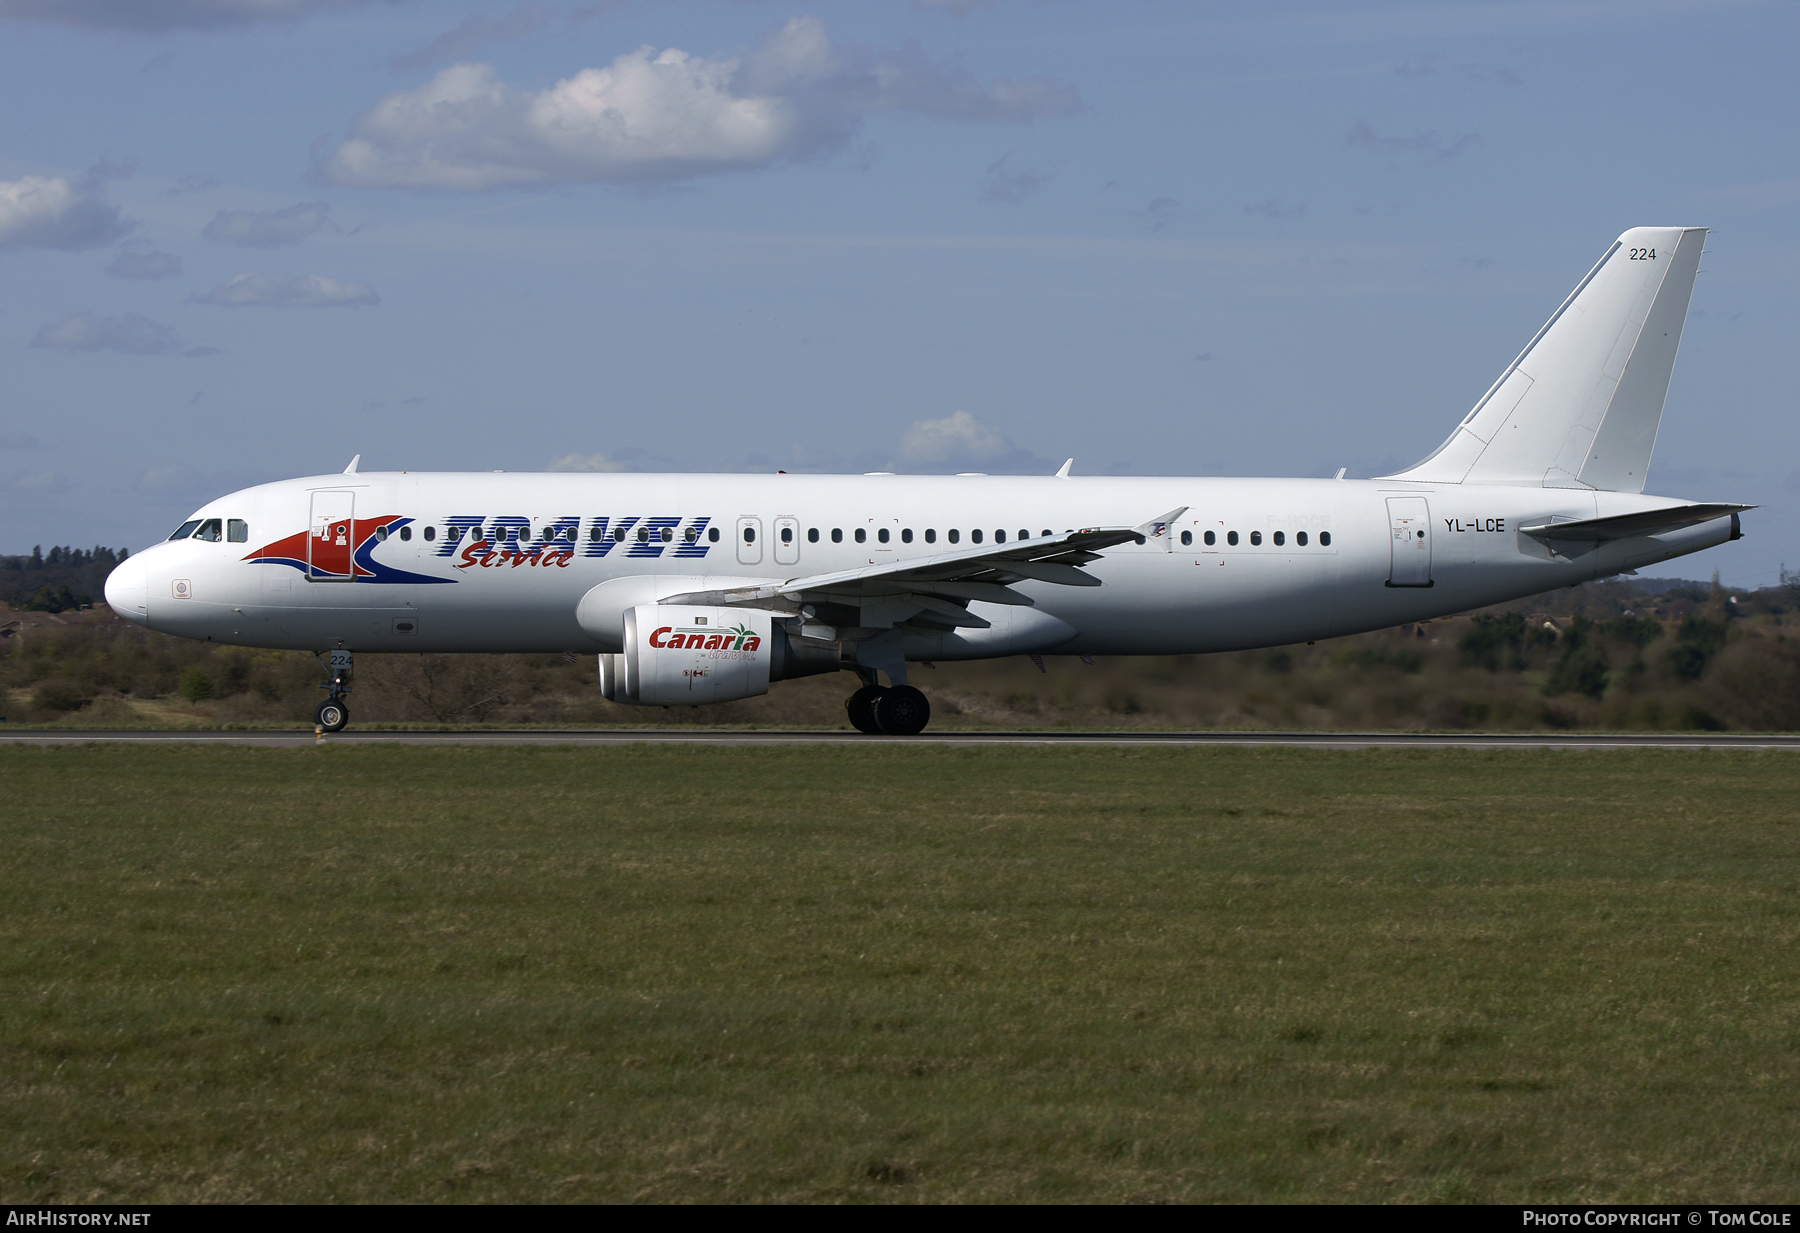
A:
[3,745,1798,1203]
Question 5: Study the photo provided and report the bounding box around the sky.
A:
[1,0,1795,587]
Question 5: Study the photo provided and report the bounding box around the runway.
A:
[3,729,1798,750]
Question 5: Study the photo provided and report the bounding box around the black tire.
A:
[872,685,930,736]
[315,700,349,732]
[846,685,885,733]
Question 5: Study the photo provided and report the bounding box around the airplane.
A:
[104,225,1747,735]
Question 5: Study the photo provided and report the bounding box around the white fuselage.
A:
[105,471,1734,659]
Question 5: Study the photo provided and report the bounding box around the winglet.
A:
[1055,458,1073,479]
[343,454,361,475]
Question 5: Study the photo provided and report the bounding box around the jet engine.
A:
[598,604,840,705]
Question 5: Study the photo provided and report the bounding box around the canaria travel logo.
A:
[648,620,763,656]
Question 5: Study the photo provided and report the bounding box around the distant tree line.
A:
[0,546,131,612]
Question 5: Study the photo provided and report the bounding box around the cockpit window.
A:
[192,519,223,542]
[168,520,201,541]
[227,519,248,543]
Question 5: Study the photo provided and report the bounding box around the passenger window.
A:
[1297,531,1308,546]
[662,527,673,542]
[808,528,819,543]
[972,529,983,544]
[925,529,936,544]
[709,527,720,542]
[425,526,437,542]
[832,528,843,543]
[685,527,697,543]
[995,530,1006,543]
[1041,529,1052,538]
[399,525,412,541]
[782,526,794,544]
[450,526,464,542]
[227,518,248,543]
[1180,530,1192,546]
[1204,530,1216,546]
[855,528,866,543]
[193,518,222,542]
[877,528,889,544]
[948,529,960,544]
[1320,531,1332,546]
[744,527,756,543]
[1250,531,1262,546]
[613,527,625,542]
[1227,531,1238,546]
[901,529,912,544]
[1273,531,1284,546]
[168,520,201,541]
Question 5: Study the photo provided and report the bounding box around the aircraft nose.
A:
[105,554,150,627]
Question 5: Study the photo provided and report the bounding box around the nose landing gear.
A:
[845,683,931,735]
[314,648,352,733]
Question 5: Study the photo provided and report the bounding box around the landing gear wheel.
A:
[846,686,885,734]
[315,700,349,732]
[873,685,931,736]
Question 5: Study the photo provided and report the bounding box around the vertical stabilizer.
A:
[1390,226,1705,491]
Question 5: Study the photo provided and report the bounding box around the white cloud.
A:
[10,470,70,494]
[1346,119,1483,162]
[898,410,1037,471]
[107,250,182,279]
[31,311,180,355]
[390,3,552,73]
[983,151,1048,203]
[191,273,379,307]
[0,175,132,253]
[0,0,390,32]
[546,451,636,473]
[202,201,336,247]
[322,17,1078,190]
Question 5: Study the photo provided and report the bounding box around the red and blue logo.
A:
[245,516,452,584]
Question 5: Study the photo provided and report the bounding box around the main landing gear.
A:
[846,683,932,736]
[314,648,352,733]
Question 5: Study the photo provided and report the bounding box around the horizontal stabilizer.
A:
[1521,503,1751,542]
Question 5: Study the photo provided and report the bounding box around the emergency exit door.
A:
[1386,496,1432,587]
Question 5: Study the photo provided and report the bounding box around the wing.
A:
[663,506,1186,634]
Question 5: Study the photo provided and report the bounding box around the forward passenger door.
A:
[309,490,355,581]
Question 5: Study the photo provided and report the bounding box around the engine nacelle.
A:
[600,604,774,705]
